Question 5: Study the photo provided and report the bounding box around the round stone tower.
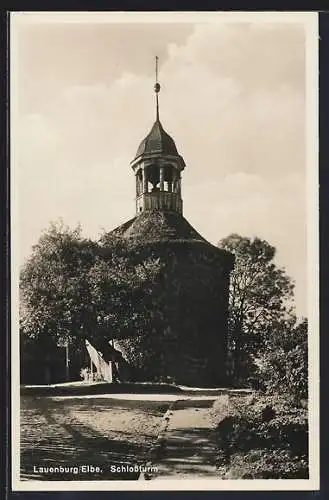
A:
[111,58,234,387]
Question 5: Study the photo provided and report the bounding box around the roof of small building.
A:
[134,119,179,160]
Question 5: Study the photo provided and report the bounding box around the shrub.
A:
[214,393,308,479]
[253,318,308,403]
[226,449,308,479]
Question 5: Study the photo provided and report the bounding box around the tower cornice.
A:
[130,152,186,171]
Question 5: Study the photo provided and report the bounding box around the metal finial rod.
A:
[154,56,161,121]
[155,55,159,84]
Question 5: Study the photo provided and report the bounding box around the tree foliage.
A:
[21,224,307,392]
[253,316,308,402]
[20,221,163,382]
[218,234,295,383]
[20,221,98,348]
[88,232,163,340]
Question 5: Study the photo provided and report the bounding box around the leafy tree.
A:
[88,233,163,340]
[253,316,308,402]
[218,234,295,384]
[20,221,162,383]
[20,221,100,382]
[20,221,98,348]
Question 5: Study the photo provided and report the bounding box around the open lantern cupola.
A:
[130,56,186,215]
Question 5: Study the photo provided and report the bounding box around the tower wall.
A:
[115,241,233,387]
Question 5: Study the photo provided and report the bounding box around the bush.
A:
[213,393,308,479]
[226,449,308,479]
[253,318,308,403]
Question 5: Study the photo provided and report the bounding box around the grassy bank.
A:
[212,393,308,479]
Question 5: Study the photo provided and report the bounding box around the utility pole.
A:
[90,353,93,383]
[65,336,70,382]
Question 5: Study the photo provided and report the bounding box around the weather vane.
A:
[154,56,160,120]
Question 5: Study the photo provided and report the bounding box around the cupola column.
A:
[142,166,148,193]
[177,175,181,197]
[159,166,165,191]
[172,169,177,193]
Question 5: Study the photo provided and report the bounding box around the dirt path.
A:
[21,390,246,482]
[140,397,219,480]
[20,395,171,481]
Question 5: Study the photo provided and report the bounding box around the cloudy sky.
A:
[12,13,317,317]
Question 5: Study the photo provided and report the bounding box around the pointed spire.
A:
[154,55,161,121]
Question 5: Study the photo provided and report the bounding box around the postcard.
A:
[10,10,319,492]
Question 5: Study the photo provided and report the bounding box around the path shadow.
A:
[20,396,166,481]
[154,427,218,478]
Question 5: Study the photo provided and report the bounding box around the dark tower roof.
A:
[111,210,207,244]
[132,56,184,166]
[107,210,234,269]
[134,119,179,160]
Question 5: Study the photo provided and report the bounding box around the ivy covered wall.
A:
[115,240,233,387]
